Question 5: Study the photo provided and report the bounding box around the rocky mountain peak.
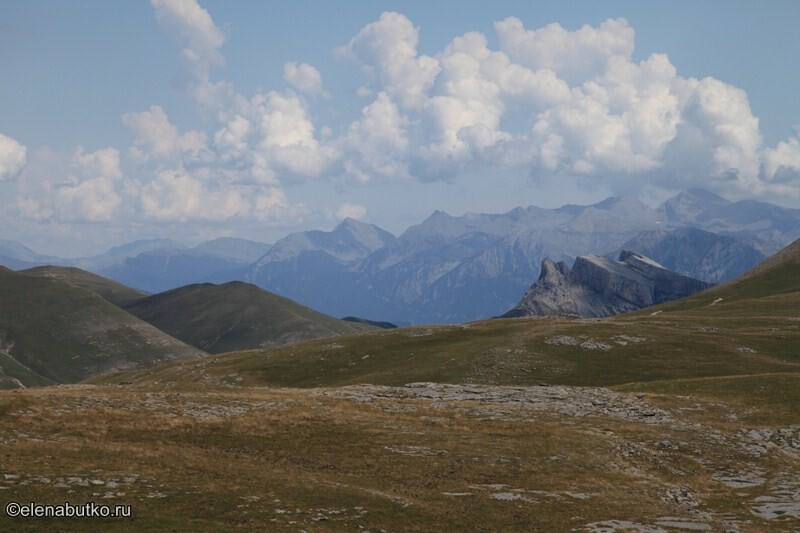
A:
[254,218,396,268]
[502,250,712,319]
[539,258,571,282]
[332,218,396,249]
[660,188,730,223]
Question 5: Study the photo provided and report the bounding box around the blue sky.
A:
[2,0,799,256]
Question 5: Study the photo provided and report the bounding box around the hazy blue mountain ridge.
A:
[2,190,798,324]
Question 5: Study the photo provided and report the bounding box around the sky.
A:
[2,0,800,257]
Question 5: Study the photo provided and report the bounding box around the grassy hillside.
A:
[0,266,203,386]
[0,352,54,389]
[122,281,375,354]
[99,313,800,390]
[99,239,800,390]
[22,265,147,306]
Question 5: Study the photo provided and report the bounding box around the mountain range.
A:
[2,189,798,324]
[0,237,272,294]
[243,189,799,324]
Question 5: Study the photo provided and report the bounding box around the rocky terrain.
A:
[503,251,712,318]
[1,378,798,531]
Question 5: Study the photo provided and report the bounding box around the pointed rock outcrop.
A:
[502,251,712,318]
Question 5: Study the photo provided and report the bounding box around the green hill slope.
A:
[99,239,800,389]
[22,265,147,306]
[0,266,203,387]
[122,281,375,354]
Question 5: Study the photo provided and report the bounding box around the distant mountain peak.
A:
[661,188,730,223]
[104,238,186,258]
[684,188,729,202]
[592,195,643,210]
[254,219,395,267]
[335,217,367,229]
[333,217,393,238]
[192,237,271,263]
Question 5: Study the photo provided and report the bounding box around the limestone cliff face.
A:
[502,251,712,318]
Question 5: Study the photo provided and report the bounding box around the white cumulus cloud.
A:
[495,17,635,83]
[251,91,336,179]
[341,92,410,182]
[122,105,208,162]
[339,11,440,110]
[283,62,326,97]
[151,0,225,78]
[530,52,682,175]
[0,133,27,181]
[18,147,125,222]
[763,135,800,185]
[140,167,250,222]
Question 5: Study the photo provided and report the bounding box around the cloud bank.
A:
[14,2,800,232]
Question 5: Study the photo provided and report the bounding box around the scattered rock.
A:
[585,519,667,532]
[545,335,579,346]
[383,445,448,457]
[662,486,699,510]
[613,335,648,345]
[654,517,712,531]
[580,340,612,351]
[750,475,800,520]
[714,471,766,489]
[315,383,672,425]
[490,492,536,503]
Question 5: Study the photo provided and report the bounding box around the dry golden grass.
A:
[1,381,798,531]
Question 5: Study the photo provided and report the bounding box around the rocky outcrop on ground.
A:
[314,382,672,424]
[502,251,712,318]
